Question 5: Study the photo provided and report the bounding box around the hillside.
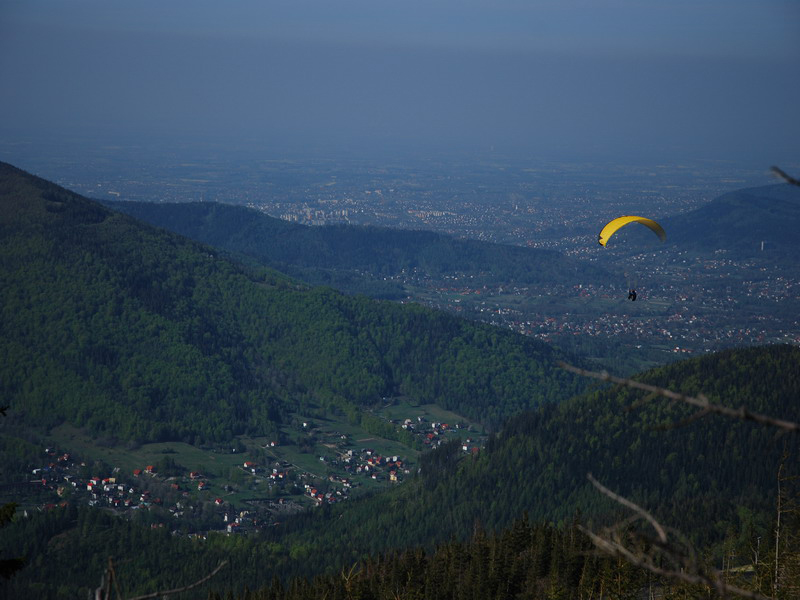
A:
[254,344,800,573]
[104,200,609,297]
[3,344,798,599]
[101,188,800,381]
[0,161,585,444]
[662,183,800,259]
[0,504,660,600]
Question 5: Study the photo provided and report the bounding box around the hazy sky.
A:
[1,1,798,162]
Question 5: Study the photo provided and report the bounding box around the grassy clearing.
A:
[377,400,486,436]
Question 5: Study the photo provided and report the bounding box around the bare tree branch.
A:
[581,473,771,599]
[771,166,800,187]
[587,474,667,543]
[563,362,799,598]
[578,523,770,600]
[123,560,228,600]
[108,557,124,600]
[651,406,713,431]
[558,362,800,433]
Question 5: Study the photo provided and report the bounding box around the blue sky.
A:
[1,1,798,162]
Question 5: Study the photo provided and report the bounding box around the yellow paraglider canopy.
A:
[598,216,666,247]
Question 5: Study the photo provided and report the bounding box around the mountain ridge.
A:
[0,160,585,443]
[104,199,610,296]
[662,183,800,257]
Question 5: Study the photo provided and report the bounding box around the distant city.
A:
[2,139,795,368]
[1,139,771,251]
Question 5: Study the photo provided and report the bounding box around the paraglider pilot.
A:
[627,289,637,301]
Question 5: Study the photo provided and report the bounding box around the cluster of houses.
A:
[286,449,409,503]
[304,484,345,504]
[25,418,482,536]
[32,449,72,484]
[32,448,166,512]
[32,448,80,499]
[397,416,475,449]
[343,449,408,482]
[86,476,161,509]
[25,448,296,536]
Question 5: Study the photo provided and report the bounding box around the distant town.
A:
[406,258,799,361]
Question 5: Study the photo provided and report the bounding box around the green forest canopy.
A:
[0,161,585,444]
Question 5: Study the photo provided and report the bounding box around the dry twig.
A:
[558,362,800,433]
[561,362,799,598]
[771,166,800,187]
[582,475,771,599]
[588,474,666,543]
[94,559,228,600]
[125,561,228,600]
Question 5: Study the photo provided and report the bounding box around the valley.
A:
[2,1,797,595]
[107,175,800,375]
[407,253,800,373]
[1,160,799,599]
[6,399,488,532]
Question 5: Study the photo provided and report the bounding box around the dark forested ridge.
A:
[662,183,800,259]
[0,504,659,600]
[104,199,609,296]
[0,160,584,443]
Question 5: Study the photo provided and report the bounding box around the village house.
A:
[226,523,241,534]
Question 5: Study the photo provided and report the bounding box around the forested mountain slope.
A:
[0,505,657,600]
[0,161,584,442]
[258,344,800,572]
[3,344,798,599]
[662,183,800,258]
[105,200,609,296]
